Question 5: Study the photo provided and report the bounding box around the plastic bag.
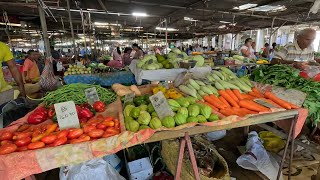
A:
[59,158,125,180]
[206,130,227,141]
[39,58,61,91]
[259,131,286,153]
[236,131,283,180]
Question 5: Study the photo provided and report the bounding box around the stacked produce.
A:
[112,84,141,97]
[178,67,298,117]
[42,84,117,107]
[124,95,219,132]
[0,103,120,155]
[64,65,92,76]
[137,48,205,70]
[152,85,183,99]
[251,65,320,124]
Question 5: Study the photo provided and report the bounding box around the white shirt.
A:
[240,45,256,59]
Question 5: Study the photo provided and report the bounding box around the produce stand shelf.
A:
[145,109,298,143]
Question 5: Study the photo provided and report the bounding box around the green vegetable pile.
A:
[124,96,219,132]
[42,83,117,106]
[251,65,320,125]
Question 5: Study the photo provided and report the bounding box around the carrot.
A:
[197,101,219,112]
[232,107,247,117]
[204,102,219,112]
[252,87,265,97]
[218,90,240,108]
[209,95,227,108]
[240,108,259,115]
[242,94,256,100]
[264,92,292,110]
[260,98,282,108]
[220,108,240,117]
[219,96,231,107]
[226,89,239,102]
[239,100,271,112]
[249,91,264,98]
[203,95,226,110]
[232,89,244,100]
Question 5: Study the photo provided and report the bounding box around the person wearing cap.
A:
[0,41,26,98]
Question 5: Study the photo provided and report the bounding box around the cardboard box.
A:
[127,157,153,180]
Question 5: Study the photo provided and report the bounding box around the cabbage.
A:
[192,55,205,67]
[171,48,182,54]
[167,52,177,61]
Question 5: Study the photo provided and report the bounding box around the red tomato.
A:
[53,137,68,147]
[13,132,31,140]
[28,142,45,150]
[70,135,90,144]
[0,132,13,141]
[88,129,104,138]
[105,127,120,134]
[1,140,13,146]
[79,118,88,124]
[83,125,96,134]
[41,134,57,144]
[57,130,69,139]
[101,121,114,127]
[67,129,83,139]
[0,144,17,155]
[15,137,31,147]
[17,146,28,152]
[113,119,120,129]
[96,123,107,130]
[96,114,104,120]
[93,101,106,112]
[104,117,113,122]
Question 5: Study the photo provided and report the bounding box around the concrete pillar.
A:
[235,34,241,50]
[218,35,223,49]
[255,29,264,52]
[223,33,232,50]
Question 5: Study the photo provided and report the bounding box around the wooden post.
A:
[38,4,51,57]
[66,0,77,59]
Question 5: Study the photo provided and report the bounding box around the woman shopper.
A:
[240,38,256,59]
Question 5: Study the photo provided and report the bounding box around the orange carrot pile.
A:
[202,87,299,118]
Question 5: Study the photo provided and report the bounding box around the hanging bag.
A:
[39,58,61,91]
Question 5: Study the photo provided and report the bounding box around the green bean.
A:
[42,83,117,106]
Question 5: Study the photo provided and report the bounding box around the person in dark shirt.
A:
[50,46,61,75]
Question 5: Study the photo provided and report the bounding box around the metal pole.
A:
[38,4,51,57]
[82,14,88,59]
[165,18,168,54]
[269,17,276,45]
[66,0,77,58]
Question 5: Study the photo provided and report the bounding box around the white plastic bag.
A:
[236,131,283,180]
[206,130,226,141]
[60,158,125,180]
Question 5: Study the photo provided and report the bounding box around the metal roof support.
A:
[38,2,51,57]
[66,0,77,59]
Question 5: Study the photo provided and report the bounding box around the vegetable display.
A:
[0,114,120,155]
[124,96,219,132]
[42,84,117,106]
[179,67,298,117]
[112,84,141,97]
[251,65,320,124]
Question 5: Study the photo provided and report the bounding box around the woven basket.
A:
[161,137,230,180]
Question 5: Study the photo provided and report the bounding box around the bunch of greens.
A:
[251,65,320,125]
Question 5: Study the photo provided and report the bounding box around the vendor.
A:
[23,50,40,83]
[132,43,144,59]
[0,41,26,97]
[107,47,123,69]
[240,38,256,59]
[271,28,319,68]
[123,47,133,66]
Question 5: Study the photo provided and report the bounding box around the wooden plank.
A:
[145,110,298,143]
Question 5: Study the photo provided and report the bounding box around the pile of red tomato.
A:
[0,115,120,155]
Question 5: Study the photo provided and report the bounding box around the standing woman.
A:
[240,38,256,59]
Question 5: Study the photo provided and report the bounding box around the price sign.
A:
[85,87,100,105]
[124,92,135,104]
[254,99,277,108]
[149,92,174,119]
[54,101,80,130]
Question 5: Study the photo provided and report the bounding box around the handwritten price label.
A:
[85,87,100,105]
[149,92,174,119]
[54,101,80,130]
[124,92,135,104]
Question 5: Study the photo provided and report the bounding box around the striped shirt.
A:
[274,40,314,62]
